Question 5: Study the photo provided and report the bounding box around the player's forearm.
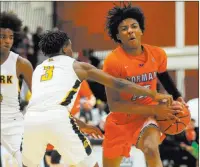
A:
[108,100,155,116]
[157,71,181,100]
[86,67,156,98]
[113,78,157,99]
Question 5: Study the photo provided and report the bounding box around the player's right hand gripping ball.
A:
[157,106,191,135]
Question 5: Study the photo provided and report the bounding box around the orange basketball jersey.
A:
[103,44,167,112]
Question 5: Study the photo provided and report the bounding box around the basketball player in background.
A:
[103,4,185,167]
[22,30,176,167]
[71,80,96,118]
[0,12,33,167]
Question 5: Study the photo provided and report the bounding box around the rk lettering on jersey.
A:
[126,71,157,83]
[0,75,13,84]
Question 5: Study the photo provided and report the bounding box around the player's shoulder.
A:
[104,47,121,63]
[143,44,166,55]
[17,55,32,68]
[16,56,33,77]
[143,44,167,65]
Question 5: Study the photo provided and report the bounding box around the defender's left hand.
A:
[81,125,104,139]
[154,93,173,106]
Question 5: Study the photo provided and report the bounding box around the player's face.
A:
[117,18,143,49]
[0,28,14,55]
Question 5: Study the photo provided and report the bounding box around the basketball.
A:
[157,105,191,135]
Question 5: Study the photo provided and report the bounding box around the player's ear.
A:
[62,46,67,54]
[62,44,73,57]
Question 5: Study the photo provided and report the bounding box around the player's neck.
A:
[0,51,10,65]
[122,45,143,56]
[46,53,62,58]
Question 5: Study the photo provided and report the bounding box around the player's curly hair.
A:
[0,11,22,32]
[39,30,70,56]
[106,3,145,43]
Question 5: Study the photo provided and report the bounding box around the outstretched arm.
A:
[73,61,172,104]
[105,87,182,121]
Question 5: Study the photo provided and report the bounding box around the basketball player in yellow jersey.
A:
[22,30,179,167]
[0,12,33,167]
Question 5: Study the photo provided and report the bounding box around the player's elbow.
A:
[113,78,126,90]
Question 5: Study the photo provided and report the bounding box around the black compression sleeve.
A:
[157,71,181,100]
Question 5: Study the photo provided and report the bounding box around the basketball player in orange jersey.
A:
[22,30,178,167]
[103,4,186,167]
[71,80,96,117]
[0,12,33,167]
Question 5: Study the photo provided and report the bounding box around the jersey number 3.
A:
[41,66,54,81]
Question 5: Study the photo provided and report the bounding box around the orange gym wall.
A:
[185,2,199,45]
[56,2,175,51]
[159,70,199,102]
[55,2,198,51]
[185,70,199,101]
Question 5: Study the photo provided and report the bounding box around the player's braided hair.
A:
[0,11,22,32]
[39,30,70,56]
[106,2,145,43]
